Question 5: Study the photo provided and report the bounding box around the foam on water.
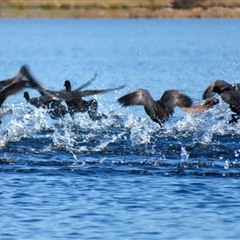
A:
[1,99,240,158]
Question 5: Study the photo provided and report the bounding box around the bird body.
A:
[218,90,240,122]
[202,80,240,123]
[24,91,51,109]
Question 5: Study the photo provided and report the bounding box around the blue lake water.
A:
[0,19,240,239]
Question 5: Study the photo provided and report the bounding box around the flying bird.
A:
[202,79,240,99]
[63,79,123,120]
[118,88,219,127]
[0,65,53,123]
[203,80,240,123]
[23,67,125,120]
[212,86,240,123]
[0,65,42,108]
[118,88,192,127]
[23,91,68,119]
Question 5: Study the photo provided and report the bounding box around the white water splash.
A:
[93,132,126,152]
[181,146,189,164]
[123,114,159,146]
[224,160,230,170]
[1,99,240,154]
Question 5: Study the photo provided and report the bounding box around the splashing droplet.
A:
[181,147,189,163]
[224,160,229,170]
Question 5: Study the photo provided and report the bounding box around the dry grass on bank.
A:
[1,0,172,9]
[0,0,240,18]
[1,0,240,9]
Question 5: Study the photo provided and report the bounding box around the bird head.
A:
[64,80,71,91]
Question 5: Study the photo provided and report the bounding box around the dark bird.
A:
[21,65,69,119]
[202,79,240,99]
[24,67,125,103]
[22,68,92,119]
[24,91,49,109]
[23,67,125,120]
[56,80,126,104]
[203,80,240,123]
[118,88,192,127]
[24,91,68,119]
[211,86,240,123]
[23,71,98,110]
[24,67,124,118]
[0,65,49,93]
[0,65,56,123]
[63,79,124,120]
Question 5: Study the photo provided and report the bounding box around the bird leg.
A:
[47,100,67,119]
[150,115,163,128]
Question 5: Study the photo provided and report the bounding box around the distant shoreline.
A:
[0,7,240,19]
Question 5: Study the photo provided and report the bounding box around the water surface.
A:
[0,19,240,239]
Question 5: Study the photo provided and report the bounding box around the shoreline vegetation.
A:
[0,0,240,19]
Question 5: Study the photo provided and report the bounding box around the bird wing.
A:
[46,84,126,101]
[0,66,26,91]
[74,72,98,91]
[118,88,164,122]
[22,66,57,99]
[182,98,219,114]
[0,79,15,91]
[202,80,235,99]
[0,81,25,107]
[161,90,192,108]
[182,106,205,114]
[118,88,154,107]
[78,84,126,98]
[175,92,192,108]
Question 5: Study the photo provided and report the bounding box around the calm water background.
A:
[0,19,240,239]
